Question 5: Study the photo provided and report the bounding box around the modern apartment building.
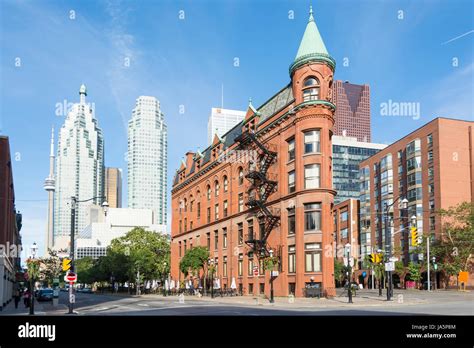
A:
[359,117,474,266]
[332,135,386,204]
[105,167,122,208]
[53,85,105,250]
[171,8,337,297]
[207,108,246,145]
[332,80,371,142]
[128,96,168,227]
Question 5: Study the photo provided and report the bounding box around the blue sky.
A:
[0,0,472,256]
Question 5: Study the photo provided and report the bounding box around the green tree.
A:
[179,246,209,277]
[75,257,96,285]
[432,202,474,288]
[108,227,170,290]
[407,261,422,288]
[334,259,345,287]
[394,261,408,288]
[37,249,62,287]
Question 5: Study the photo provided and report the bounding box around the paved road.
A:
[40,290,473,316]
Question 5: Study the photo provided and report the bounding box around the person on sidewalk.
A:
[14,288,21,309]
[23,289,30,308]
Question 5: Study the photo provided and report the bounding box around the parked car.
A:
[82,288,93,294]
[37,289,54,302]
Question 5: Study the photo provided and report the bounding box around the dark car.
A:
[82,288,93,294]
[37,289,54,301]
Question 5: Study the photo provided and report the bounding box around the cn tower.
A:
[44,127,55,254]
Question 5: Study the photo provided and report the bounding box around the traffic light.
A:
[62,258,71,271]
[369,253,375,263]
[369,253,383,263]
[375,253,383,263]
[411,227,418,246]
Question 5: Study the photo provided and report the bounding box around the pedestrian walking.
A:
[23,289,30,308]
[14,288,21,309]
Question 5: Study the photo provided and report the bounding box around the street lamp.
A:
[383,196,408,301]
[29,242,38,315]
[163,261,167,297]
[68,195,106,314]
[345,243,353,304]
[102,201,109,217]
[208,258,214,299]
[268,249,275,303]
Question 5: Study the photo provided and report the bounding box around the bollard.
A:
[288,294,295,304]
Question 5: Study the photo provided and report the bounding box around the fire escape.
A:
[235,131,280,258]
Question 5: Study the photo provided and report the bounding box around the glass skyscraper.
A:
[332,135,386,204]
[53,85,104,248]
[128,96,168,226]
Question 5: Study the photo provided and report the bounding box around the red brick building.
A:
[171,8,337,297]
[0,136,22,310]
[332,80,371,142]
[359,117,474,287]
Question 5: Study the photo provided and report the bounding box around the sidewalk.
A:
[0,300,68,315]
[143,290,430,309]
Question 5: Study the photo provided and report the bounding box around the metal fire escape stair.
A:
[235,131,280,258]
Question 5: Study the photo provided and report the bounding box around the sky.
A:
[0,0,472,257]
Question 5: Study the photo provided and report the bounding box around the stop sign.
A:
[66,272,77,282]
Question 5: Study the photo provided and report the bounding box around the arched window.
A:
[207,185,211,200]
[302,77,320,101]
[223,176,228,192]
[238,168,244,186]
[215,180,220,197]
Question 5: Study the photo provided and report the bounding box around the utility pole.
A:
[68,196,76,315]
[427,236,431,292]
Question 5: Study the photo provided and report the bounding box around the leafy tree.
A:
[75,257,96,284]
[406,261,422,288]
[432,202,474,288]
[179,246,209,277]
[334,259,345,287]
[107,227,170,288]
[394,261,408,288]
[37,249,62,287]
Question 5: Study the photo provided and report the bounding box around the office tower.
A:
[207,108,245,145]
[105,167,122,208]
[53,85,104,250]
[332,135,386,204]
[128,96,167,226]
[332,80,371,142]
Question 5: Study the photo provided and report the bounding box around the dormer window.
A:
[302,77,320,101]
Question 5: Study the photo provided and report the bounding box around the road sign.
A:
[271,270,279,277]
[434,264,438,270]
[65,272,77,283]
[389,257,399,262]
[253,266,259,276]
[349,258,354,267]
[385,262,395,271]
[69,294,75,303]
[343,257,348,266]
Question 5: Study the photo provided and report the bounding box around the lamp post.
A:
[29,242,38,315]
[383,197,408,301]
[163,261,167,297]
[68,196,106,314]
[208,258,214,299]
[268,249,275,303]
[345,243,353,304]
